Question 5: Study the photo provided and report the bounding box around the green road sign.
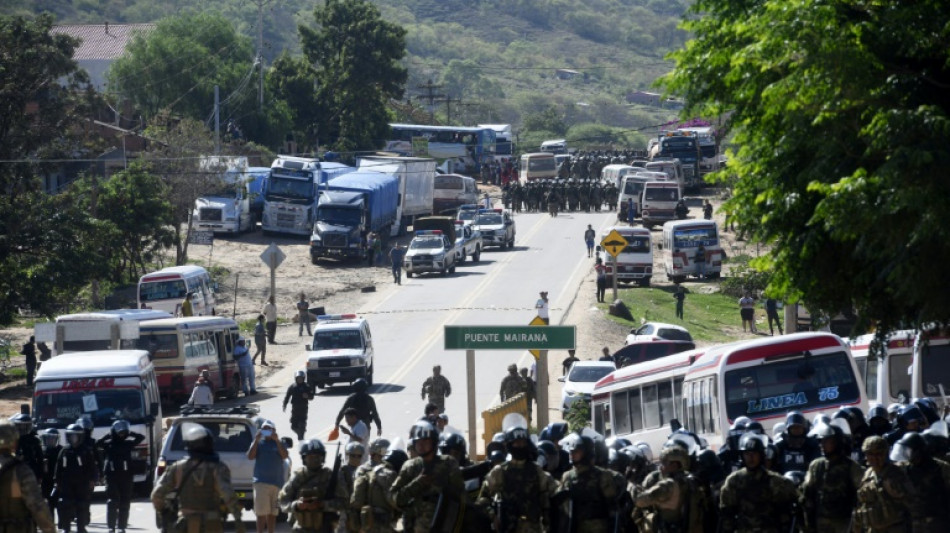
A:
[444,325,576,350]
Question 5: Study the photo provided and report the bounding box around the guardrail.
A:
[481,392,528,453]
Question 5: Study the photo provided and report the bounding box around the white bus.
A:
[848,331,916,404]
[519,153,558,183]
[661,219,725,282]
[601,164,639,189]
[911,331,950,403]
[540,139,567,154]
[618,172,667,221]
[640,181,682,229]
[35,309,173,357]
[137,266,216,316]
[596,226,653,287]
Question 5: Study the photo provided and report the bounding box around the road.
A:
[88,208,616,532]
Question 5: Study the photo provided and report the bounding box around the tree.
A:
[661,1,950,332]
[297,0,407,154]
[107,12,255,125]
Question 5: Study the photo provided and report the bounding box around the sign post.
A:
[444,325,576,456]
[189,230,215,268]
[260,243,286,304]
[600,229,628,302]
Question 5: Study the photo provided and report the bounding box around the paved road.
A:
[86,209,616,532]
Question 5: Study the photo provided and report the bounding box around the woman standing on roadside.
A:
[594,257,608,303]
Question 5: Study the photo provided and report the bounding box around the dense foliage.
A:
[662,0,950,332]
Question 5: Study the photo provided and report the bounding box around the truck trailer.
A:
[356,156,436,235]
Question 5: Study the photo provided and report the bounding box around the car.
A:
[453,221,482,263]
[558,361,617,413]
[403,230,458,277]
[612,340,696,367]
[625,322,693,345]
[306,314,375,388]
[472,209,516,249]
[156,405,292,510]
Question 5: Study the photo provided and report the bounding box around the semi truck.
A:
[261,156,354,236]
[191,156,257,234]
[309,170,400,262]
[650,131,702,191]
[356,156,436,235]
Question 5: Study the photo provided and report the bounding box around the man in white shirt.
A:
[535,291,550,324]
[339,408,369,463]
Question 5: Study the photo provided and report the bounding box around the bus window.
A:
[622,236,651,254]
[919,344,950,397]
[674,377,683,418]
[673,227,718,248]
[723,351,861,420]
[887,353,911,400]
[658,381,675,425]
[644,187,679,201]
[613,391,631,434]
[708,378,720,433]
[629,388,643,431]
[140,281,187,302]
[135,333,179,359]
[643,384,660,428]
[593,404,607,436]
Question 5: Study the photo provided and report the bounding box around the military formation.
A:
[502,178,618,215]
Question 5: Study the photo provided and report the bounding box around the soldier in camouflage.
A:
[800,422,863,533]
[499,364,526,402]
[151,424,246,533]
[337,442,364,533]
[391,421,465,533]
[279,439,345,533]
[853,435,910,533]
[893,431,950,532]
[0,419,56,533]
[477,425,557,533]
[719,433,799,533]
[356,438,390,481]
[420,365,452,411]
[634,444,705,533]
[351,448,406,533]
[553,432,619,533]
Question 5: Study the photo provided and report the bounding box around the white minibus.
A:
[660,219,725,282]
[137,265,216,316]
[540,139,567,154]
[596,226,653,286]
[433,173,478,214]
[618,172,667,221]
[848,331,915,404]
[601,165,639,189]
[911,331,950,403]
[640,181,681,228]
[33,350,163,494]
[519,152,558,183]
[35,309,173,357]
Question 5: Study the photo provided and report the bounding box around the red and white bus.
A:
[592,332,868,452]
[848,330,916,405]
[132,317,242,404]
[137,266,217,316]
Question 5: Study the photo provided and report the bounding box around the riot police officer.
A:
[39,428,61,514]
[284,370,314,440]
[719,433,799,533]
[554,432,619,533]
[10,413,43,481]
[278,438,344,533]
[775,411,820,474]
[477,424,557,533]
[151,424,246,533]
[356,438,390,480]
[894,431,950,532]
[351,447,406,533]
[97,420,145,533]
[55,423,98,533]
[0,419,56,533]
[391,421,465,533]
[800,421,863,533]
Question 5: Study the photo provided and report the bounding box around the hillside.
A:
[11,0,691,144]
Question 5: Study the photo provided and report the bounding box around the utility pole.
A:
[255,0,272,112]
[214,85,220,154]
[415,79,444,123]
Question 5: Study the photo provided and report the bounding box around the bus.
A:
[618,172,667,221]
[848,331,915,404]
[519,153,558,183]
[640,181,681,229]
[137,266,217,316]
[386,124,496,171]
[132,316,243,404]
[478,124,514,162]
[601,164,640,189]
[911,331,950,403]
[540,139,567,154]
[36,309,173,357]
[433,174,478,214]
[661,219,725,282]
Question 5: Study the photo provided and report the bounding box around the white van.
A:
[618,172,668,220]
[35,308,173,357]
[540,139,567,154]
[596,226,653,286]
[601,165,639,189]
[433,173,478,215]
[640,181,682,228]
[645,160,685,188]
[138,266,216,316]
[661,219,725,282]
[33,350,163,494]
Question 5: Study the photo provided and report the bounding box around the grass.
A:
[604,284,761,344]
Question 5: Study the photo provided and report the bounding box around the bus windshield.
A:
[620,236,650,254]
[919,344,950,397]
[134,332,180,359]
[528,157,556,172]
[312,330,363,351]
[723,351,860,420]
[266,176,313,200]
[644,187,679,201]
[139,280,186,302]
[34,389,145,427]
[673,227,718,248]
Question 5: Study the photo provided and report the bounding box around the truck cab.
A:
[310,190,367,261]
[192,157,255,234]
[305,314,375,389]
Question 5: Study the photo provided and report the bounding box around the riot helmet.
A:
[608,448,632,474]
[922,420,950,458]
[633,441,654,463]
[353,378,369,393]
[660,445,690,471]
[913,398,940,425]
[346,441,366,458]
[539,422,569,445]
[182,423,214,454]
[784,470,806,487]
[891,431,927,464]
[867,404,891,436]
[560,433,595,466]
[537,439,559,464]
[694,449,726,485]
[41,428,61,450]
[772,422,786,440]
[745,421,765,435]
[383,448,409,472]
[65,423,85,448]
[111,420,130,440]
[438,432,467,459]
[9,413,32,436]
[897,404,926,432]
[300,439,327,470]
[410,421,438,457]
[785,411,809,436]
[504,425,532,461]
[77,415,94,432]
[369,438,391,458]
[606,436,633,452]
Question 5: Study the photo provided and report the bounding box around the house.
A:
[51,22,156,92]
[555,69,581,80]
[626,90,663,107]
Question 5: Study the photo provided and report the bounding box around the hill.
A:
[10,0,691,146]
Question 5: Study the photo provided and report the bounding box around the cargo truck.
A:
[261,156,354,236]
[356,156,436,235]
[309,170,400,262]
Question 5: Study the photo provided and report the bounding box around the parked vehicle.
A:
[596,226,652,286]
[848,330,916,404]
[612,340,696,368]
[911,331,950,402]
[36,308,172,357]
[137,265,216,316]
[191,156,256,234]
[472,208,516,250]
[660,219,725,282]
[456,204,481,226]
[305,314,375,388]
[640,181,682,229]
[309,170,400,262]
[618,172,667,221]
[453,220,482,263]
[33,350,163,494]
[540,139,568,154]
[559,361,616,413]
[625,322,693,344]
[650,131,701,190]
[356,155,436,234]
[403,229,458,277]
[261,156,354,236]
[434,174,478,215]
[601,164,640,189]
[519,153,558,183]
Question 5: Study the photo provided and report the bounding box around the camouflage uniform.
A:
[800,456,863,533]
[634,470,705,533]
[719,467,799,533]
[391,455,465,533]
[351,463,400,533]
[499,371,526,402]
[0,454,56,533]
[854,463,911,533]
[421,374,452,411]
[337,463,360,533]
[279,464,346,533]
[151,456,245,533]
[477,459,557,533]
[899,457,950,533]
[554,463,619,533]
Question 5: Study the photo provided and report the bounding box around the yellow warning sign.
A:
[600,230,628,258]
[528,315,547,360]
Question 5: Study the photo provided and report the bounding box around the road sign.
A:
[260,243,286,269]
[528,315,547,359]
[444,325,575,350]
[601,229,628,258]
[188,230,214,245]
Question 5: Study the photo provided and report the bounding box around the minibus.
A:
[596,226,653,286]
[35,309,173,357]
[519,153,558,183]
[911,330,950,402]
[137,265,216,316]
[660,219,724,282]
[433,173,478,214]
[848,330,915,404]
[640,181,681,228]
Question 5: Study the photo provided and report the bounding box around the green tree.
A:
[107,12,255,124]
[522,106,568,137]
[297,0,407,154]
[661,1,950,332]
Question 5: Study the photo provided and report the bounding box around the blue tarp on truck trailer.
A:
[324,170,400,232]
